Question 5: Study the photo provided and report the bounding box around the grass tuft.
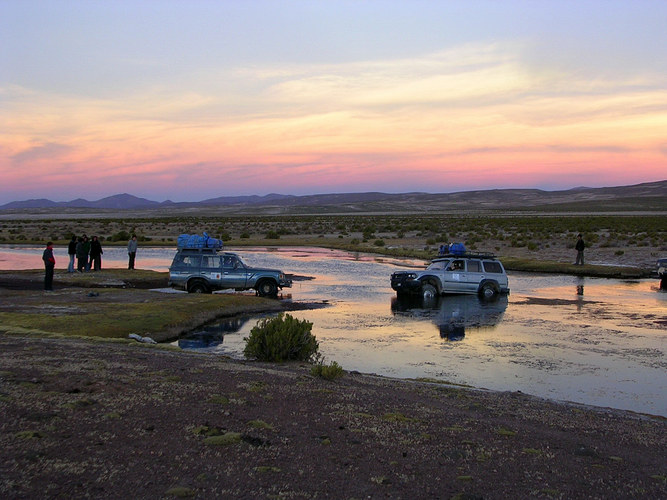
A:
[311,360,344,380]
[203,432,242,446]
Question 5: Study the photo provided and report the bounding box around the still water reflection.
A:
[2,245,665,416]
[390,294,508,341]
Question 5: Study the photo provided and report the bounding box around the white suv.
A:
[391,253,510,299]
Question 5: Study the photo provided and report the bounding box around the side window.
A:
[176,255,201,268]
[222,256,235,269]
[467,260,481,272]
[201,256,221,268]
[446,260,465,271]
[483,261,502,274]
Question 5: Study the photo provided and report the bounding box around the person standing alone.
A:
[42,241,56,291]
[127,234,138,270]
[575,234,585,265]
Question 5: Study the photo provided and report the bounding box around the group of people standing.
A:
[42,234,139,291]
[67,234,104,273]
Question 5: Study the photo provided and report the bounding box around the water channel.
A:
[2,245,665,416]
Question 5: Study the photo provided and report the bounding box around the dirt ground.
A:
[1,335,665,500]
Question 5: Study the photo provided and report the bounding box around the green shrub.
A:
[311,360,344,380]
[111,230,131,242]
[243,313,318,362]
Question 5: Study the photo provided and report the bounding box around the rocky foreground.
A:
[1,335,665,499]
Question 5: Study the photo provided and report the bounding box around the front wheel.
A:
[421,283,437,300]
[256,280,278,297]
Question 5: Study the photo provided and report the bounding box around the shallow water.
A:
[2,245,665,415]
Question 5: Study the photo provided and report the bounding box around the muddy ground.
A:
[1,335,665,500]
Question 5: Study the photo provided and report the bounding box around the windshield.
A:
[427,260,449,270]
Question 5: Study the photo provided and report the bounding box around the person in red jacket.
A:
[42,241,56,291]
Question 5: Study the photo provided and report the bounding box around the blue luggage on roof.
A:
[448,242,466,256]
[177,232,223,250]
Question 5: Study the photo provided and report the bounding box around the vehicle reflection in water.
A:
[177,316,250,350]
[391,294,508,341]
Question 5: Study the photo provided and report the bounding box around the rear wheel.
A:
[479,282,498,299]
[188,280,210,294]
[257,280,278,297]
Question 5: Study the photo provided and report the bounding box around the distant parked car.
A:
[391,251,510,300]
[168,248,292,296]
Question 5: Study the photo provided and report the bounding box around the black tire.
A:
[256,279,278,297]
[422,283,437,300]
[479,282,498,299]
[188,280,210,294]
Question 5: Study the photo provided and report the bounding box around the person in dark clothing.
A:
[82,235,91,271]
[42,241,56,291]
[67,235,77,273]
[75,237,86,272]
[127,235,138,270]
[575,234,585,265]
[89,236,103,271]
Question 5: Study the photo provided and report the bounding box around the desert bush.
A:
[111,230,131,242]
[243,313,318,362]
[311,360,344,380]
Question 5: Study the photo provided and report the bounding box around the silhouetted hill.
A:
[1,180,665,213]
[0,193,159,210]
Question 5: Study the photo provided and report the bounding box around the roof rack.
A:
[177,247,221,254]
[434,251,498,260]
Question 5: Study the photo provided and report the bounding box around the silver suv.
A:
[391,252,510,299]
[168,248,292,296]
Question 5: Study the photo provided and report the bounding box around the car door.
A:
[199,254,224,287]
[442,259,467,293]
[464,259,484,293]
[220,255,248,288]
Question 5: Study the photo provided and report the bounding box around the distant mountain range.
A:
[1,180,665,213]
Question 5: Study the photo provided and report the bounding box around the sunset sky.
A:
[1,1,666,204]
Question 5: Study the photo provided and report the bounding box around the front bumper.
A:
[391,276,422,293]
[279,278,293,289]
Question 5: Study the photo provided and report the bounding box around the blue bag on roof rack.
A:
[448,242,466,256]
[177,232,223,250]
